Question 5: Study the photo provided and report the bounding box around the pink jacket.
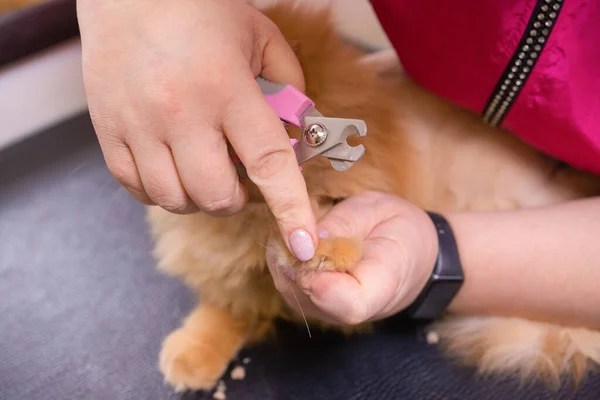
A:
[370,0,600,175]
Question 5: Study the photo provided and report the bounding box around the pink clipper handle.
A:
[256,77,314,127]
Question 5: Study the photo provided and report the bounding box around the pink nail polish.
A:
[290,138,299,147]
[289,229,315,261]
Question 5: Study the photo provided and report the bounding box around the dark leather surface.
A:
[1,114,598,399]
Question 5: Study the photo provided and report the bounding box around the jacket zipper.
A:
[482,0,565,126]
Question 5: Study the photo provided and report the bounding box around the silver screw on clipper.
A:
[303,123,328,147]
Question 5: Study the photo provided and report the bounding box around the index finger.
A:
[222,77,317,261]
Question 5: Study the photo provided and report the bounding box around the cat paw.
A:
[304,236,362,273]
[159,328,230,392]
[269,235,363,277]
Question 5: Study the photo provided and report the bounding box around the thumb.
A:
[316,192,403,239]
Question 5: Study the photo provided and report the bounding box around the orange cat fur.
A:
[147,3,600,392]
[0,0,46,14]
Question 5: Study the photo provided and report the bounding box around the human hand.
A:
[77,0,318,260]
[266,192,439,325]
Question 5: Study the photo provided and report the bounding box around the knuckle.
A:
[124,183,152,204]
[202,197,235,213]
[151,193,192,214]
[158,198,195,214]
[107,162,134,185]
[247,148,293,182]
[143,176,191,213]
[270,195,303,222]
[107,163,152,205]
[199,190,241,214]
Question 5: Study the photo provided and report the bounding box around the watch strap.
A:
[406,212,464,319]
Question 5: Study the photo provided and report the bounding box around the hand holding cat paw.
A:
[266,191,439,325]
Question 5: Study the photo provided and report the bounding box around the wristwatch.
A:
[405,212,464,319]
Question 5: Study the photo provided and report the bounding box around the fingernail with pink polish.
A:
[290,138,299,147]
[289,229,315,261]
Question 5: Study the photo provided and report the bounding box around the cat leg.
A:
[159,303,261,392]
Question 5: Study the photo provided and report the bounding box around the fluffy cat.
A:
[147,3,600,392]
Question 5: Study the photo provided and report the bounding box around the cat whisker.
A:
[258,238,309,337]
[291,291,311,339]
[256,241,277,253]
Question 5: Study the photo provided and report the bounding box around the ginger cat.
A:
[147,3,600,393]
